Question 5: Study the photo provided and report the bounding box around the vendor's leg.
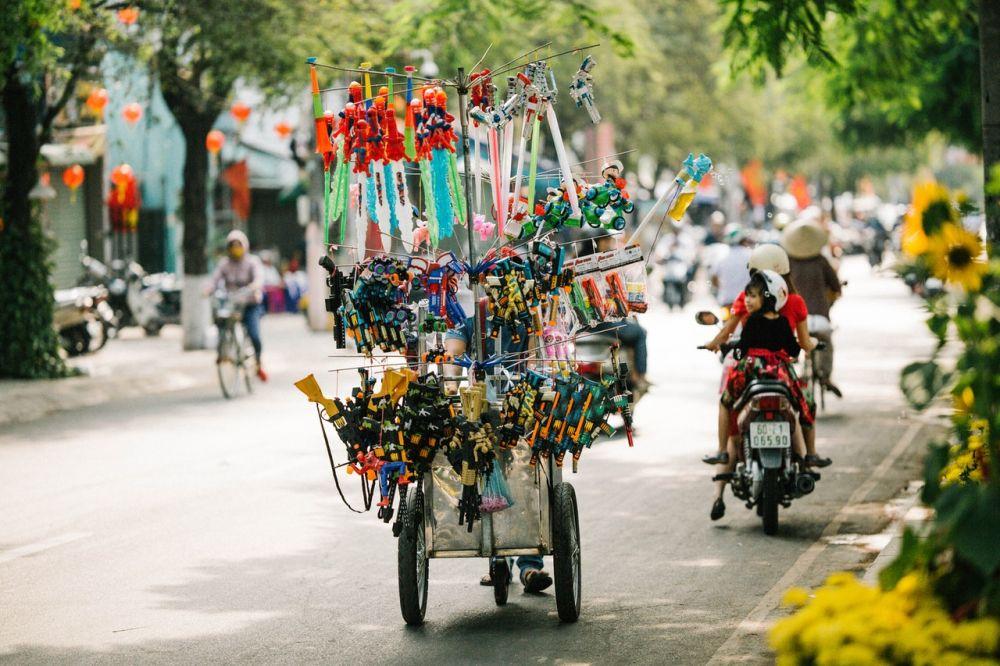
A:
[516,555,552,592]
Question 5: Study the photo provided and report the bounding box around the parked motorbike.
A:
[78,242,181,335]
[54,286,115,356]
[696,311,821,535]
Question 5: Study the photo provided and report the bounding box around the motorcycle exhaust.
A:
[794,473,815,496]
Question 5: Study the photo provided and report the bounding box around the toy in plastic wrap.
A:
[580,159,634,231]
[568,56,600,124]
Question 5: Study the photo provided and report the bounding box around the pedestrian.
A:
[710,223,753,310]
[782,219,843,397]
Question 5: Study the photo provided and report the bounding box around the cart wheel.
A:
[552,482,582,622]
[491,558,510,606]
[398,490,429,625]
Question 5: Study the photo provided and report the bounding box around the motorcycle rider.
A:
[710,271,813,520]
[701,244,831,468]
[782,219,843,397]
[710,224,753,310]
[209,230,268,382]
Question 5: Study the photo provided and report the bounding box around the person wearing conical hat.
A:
[782,219,842,398]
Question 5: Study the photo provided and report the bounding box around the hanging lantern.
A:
[205,129,225,155]
[108,164,140,233]
[86,88,109,118]
[274,121,293,139]
[68,0,82,10]
[230,101,251,124]
[122,102,143,125]
[117,7,139,25]
[62,165,85,203]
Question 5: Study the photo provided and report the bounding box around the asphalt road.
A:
[0,256,935,664]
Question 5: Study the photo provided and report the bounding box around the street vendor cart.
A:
[398,426,580,625]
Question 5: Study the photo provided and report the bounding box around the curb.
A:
[862,481,930,585]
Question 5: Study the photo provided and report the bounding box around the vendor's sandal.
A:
[703,452,729,465]
[480,573,493,586]
[710,497,726,521]
[804,454,832,468]
[522,569,553,593]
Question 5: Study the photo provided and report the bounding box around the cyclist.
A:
[209,230,268,381]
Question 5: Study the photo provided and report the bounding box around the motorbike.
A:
[78,242,181,335]
[696,311,822,535]
[661,254,692,310]
[53,286,115,356]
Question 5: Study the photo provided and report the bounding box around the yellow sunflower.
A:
[926,223,987,291]
[903,181,955,256]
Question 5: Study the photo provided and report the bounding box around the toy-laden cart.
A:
[397,442,580,625]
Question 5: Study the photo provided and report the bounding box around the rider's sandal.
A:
[804,454,832,468]
[703,451,729,465]
[710,497,726,521]
[522,569,553,593]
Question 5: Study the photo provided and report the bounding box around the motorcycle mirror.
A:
[695,311,719,326]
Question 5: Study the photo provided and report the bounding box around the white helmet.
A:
[748,243,790,274]
[755,269,789,311]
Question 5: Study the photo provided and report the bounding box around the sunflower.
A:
[926,223,987,291]
[902,181,957,257]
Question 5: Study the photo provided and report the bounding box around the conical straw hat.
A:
[781,219,829,259]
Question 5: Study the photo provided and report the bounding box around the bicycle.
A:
[801,315,832,413]
[213,291,255,399]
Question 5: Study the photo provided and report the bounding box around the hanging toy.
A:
[568,55,601,124]
[580,159,634,231]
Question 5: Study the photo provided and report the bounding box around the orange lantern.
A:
[230,101,251,124]
[122,102,143,125]
[205,129,225,155]
[86,88,109,118]
[63,165,85,203]
[68,0,82,10]
[117,7,139,25]
[274,121,293,139]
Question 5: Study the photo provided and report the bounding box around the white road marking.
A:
[707,422,922,664]
[0,531,91,565]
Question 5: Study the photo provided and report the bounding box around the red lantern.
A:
[86,88,109,118]
[63,165,85,191]
[68,0,82,10]
[274,121,293,139]
[205,130,225,155]
[108,164,140,232]
[117,7,139,25]
[230,102,251,124]
[122,102,143,125]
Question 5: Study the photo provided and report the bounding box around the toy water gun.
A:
[396,374,456,475]
[609,343,634,447]
[604,271,630,319]
[531,375,575,465]
[568,55,601,124]
[569,379,617,471]
[318,255,351,348]
[497,369,547,448]
[569,280,598,326]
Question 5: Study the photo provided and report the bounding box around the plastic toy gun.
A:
[609,344,634,447]
[568,56,600,124]
[569,379,616,471]
[530,375,575,466]
[319,255,351,348]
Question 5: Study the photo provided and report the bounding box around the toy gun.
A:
[604,271,630,319]
[531,375,575,465]
[569,280,598,327]
[568,55,601,124]
[609,344,634,447]
[319,255,351,348]
[570,379,616,471]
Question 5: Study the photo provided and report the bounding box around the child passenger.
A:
[710,270,817,521]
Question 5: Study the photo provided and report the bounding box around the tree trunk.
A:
[0,71,68,378]
[981,0,1000,246]
[175,113,217,349]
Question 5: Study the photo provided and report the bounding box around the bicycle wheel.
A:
[234,324,254,395]
[217,323,241,399]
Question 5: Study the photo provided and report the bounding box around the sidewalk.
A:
[0,314,344,428]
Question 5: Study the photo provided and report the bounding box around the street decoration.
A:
[230,101,251,124]
[274,121,293,138]
[122,102,143,125]
[108,164,139,233]
[205,129,225,155]
[116,7,139,25]
[62,164,84,201]
[85,88,109,118]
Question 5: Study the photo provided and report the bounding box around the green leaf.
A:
[950,486,1000,576]
[921,442,950,504]
[899,360,951,411]
[879,528,925,590]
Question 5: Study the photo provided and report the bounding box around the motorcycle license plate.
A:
[750,422,791,448]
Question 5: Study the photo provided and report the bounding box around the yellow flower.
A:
[903,181,954,256]
[953,386,975,416]
[926,223,988,291]
[782,587,810,608]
